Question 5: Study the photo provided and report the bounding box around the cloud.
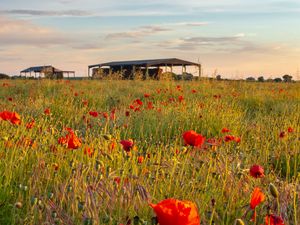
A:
[158,34,244,50]
[1,9,92,17]
[0,16,71,46]
[105,25,171,40]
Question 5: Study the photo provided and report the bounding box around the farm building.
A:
[88,58,201,80]
[20,65,75,79]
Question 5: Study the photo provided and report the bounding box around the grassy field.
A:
[0,80,299,225]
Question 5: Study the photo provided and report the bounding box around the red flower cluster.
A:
[58,128,82,149]
[150,198,200,225]
[183,130,205,148]
[0,111,21,125]
[224,135,240,143]
[221,128,230,133]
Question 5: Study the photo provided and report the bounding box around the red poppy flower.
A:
[221,128,230,133]
[144,93,150,98]
[150,198,200,225]
[102,112,109,119]
[224,135,235,142]
[89,111,98,117]
[58,129,82,149]
[265,214,285,225]
[134,99,143,106]
[287,127,293,133]
[183,130,205,148]
[250,165,265,178]
[0,111,21,125]
[178,95,184,103]
[44,108,51,115]
[137,156,144,164]
[279,131,286,138]
[120,139,134,152]
[110,108,116,120]
[250,187,265,209]
[67,134,82,149]
[191,89,197,93]
[147,102,154,110]
[7,97,13,101]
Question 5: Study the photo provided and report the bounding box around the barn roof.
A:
[21,66,74,73]
[89,58,200,68]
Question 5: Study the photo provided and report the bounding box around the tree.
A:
[257,76,264,82]
[0,73,10,79]
[246,77,255,81]
[273,78,282,82]
[282,74,293,82]
[216,75,222,80]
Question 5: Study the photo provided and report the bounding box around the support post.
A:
[171,64,173,73]
[132,65,136,79]
[198,64,201,78]
[145,66,149,80]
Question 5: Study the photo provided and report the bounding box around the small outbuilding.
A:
[20,65,75,79]
[88,58,201,79]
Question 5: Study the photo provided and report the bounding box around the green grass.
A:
[0,79,299,224]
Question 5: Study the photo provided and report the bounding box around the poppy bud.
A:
[269,183,279,198]
[15,202,23,209]
[234,219,245,225]
[102,134,112,140]
[133,216,140,225]
[52,211,57,218]
[151,217,158,225]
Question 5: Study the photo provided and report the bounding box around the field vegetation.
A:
[0,80,299,225]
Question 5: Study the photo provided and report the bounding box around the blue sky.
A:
[0,0,300,78]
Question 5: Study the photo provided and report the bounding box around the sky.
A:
[0,0,300,79]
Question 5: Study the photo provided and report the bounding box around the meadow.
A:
[0,79,299,225]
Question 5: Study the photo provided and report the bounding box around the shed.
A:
[88,58,201,79]
[20,65,75,79]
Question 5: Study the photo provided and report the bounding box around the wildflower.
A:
[150,198,200,225]
[191,89,197,93]
[44,108,51,115]
[250,187,265,222]
[249,165,265,178]
[0,111,21,125]
[125,111,130,117]
[183,130,205,148]
[221,128,230,133]
[89,111,98,117]
[250,187,265,209]
[144,93,150,98]
[147,102,154,110]
[58,128,82,149]
[279,131,286,138]
[178,95,184,103]
[287,127,293,133]
[120,139,134,152]
[265,214,284,225]
[137,156,144,164]
[224,135,235,142]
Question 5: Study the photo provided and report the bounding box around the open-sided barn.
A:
[88,58,201,79]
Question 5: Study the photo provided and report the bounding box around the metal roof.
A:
[21,66,74,73]
[89,58,200,68]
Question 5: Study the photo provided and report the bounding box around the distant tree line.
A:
[215,74,295,82]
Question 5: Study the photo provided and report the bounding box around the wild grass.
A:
[0,79,299,224]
